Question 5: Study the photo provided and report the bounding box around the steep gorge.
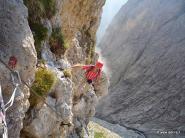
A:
[96,0,185,138]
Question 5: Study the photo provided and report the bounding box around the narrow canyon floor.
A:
[88,118,145,138]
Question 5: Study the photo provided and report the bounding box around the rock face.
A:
[0,0,37,137]
[19,0,107,138]
[96,0,185,137]
[59,0,105,40]
[22,77,73,138]
[62,0,105,64]
[21,65,108,138]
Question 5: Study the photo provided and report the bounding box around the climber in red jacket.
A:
[72,61,104,103]
[82,61,103,84]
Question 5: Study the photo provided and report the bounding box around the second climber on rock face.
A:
[82,61,103,84]
[71,61,107,104]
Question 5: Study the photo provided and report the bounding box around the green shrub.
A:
[63,69,72,78]
[64,40,70,49]
[30,68,56,107]
[94,132,106,138]
[30,23,48,58]
[24,0,56,22]
[30,23,48,42]
[24,0,45,23]
[24,0,56,58]
[41,0,56,19]
[49,28,68,56]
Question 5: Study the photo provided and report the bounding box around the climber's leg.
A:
[87,79,92,84]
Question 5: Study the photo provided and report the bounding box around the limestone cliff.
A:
[52,0,105,65]
[96,0,185,138]
[0,0,37,137]
[0,0,108,138]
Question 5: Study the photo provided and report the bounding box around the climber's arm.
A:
[82,65,94,70]
[70,64,94,70]
[70,64,84,69]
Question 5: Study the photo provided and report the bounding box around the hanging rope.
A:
[4,83,19,111]
[0,85,8,138]
[0,70,22,138]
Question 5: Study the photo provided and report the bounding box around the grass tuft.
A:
[49,28,69,56]
[41,0,56,19]
[94,132,106,138]
[24,0,56,21]
[24,0,56,58]
[63,69,72,78]
[29,68,56,107]
[88,121,121,138]
[30,23,48,58]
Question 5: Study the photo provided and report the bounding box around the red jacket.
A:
[82,65,101,81]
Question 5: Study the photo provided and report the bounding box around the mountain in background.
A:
[96,0,185,137]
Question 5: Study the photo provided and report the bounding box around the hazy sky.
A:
[96,0,128,44]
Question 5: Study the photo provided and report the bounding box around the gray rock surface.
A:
[22,77,73,138]
[22,97,59,138]
[0,0,37,137]
[96,0,185,138]
[22,70,73,138]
